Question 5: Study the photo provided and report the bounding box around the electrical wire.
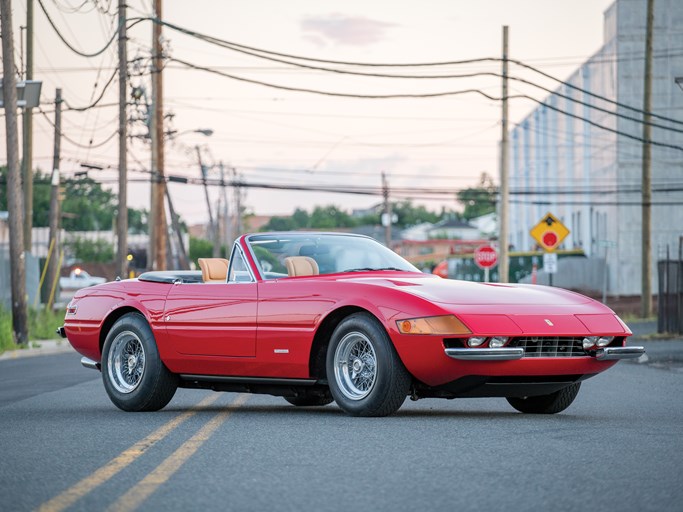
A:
[169,57,683,152]
[158,18,683,126]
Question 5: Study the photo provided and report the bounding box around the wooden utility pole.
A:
[151,0,167,269]
[22,0,34,251]
[165,187,189,269]
[233,168,242,239]
[641,0,654,318]
[1,0,29,344]
[116,0,128,278]
[220,162,231,256]
[382,172,392,247]
[46,88,62,310]
[197,146,217,254]
[499,26,510,283]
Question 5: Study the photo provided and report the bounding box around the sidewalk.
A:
[0,339,75,361]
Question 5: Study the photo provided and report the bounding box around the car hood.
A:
[346,274,593,306]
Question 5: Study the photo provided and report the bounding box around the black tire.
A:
[506,382,581,414]
[101,313,178,412]
[283,394,334,407]
[326,313,411,417]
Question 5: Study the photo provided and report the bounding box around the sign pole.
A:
[484,267,489,283]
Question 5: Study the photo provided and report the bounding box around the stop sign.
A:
[474,245,498,269]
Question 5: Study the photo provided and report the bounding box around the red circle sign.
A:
[541,231,558,249]
[474,245,498,269]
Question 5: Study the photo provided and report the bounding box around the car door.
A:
[163,246,257,357]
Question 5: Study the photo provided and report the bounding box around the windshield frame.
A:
[244,232,420,280]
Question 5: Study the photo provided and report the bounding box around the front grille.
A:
[509,337,587,358]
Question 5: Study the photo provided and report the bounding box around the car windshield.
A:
[247,233,419,279]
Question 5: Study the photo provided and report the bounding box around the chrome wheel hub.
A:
[108,330,146,394]
[334,331,377,401]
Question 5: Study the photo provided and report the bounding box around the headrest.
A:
[198,258,229,283]
[284,256,319,277]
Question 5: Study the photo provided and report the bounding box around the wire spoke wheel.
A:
[334,331,378,400]
[107,330,146,394]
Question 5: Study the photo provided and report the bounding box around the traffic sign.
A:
[530,212,570,252]
[543,252,558,274]
[474,245,498,269]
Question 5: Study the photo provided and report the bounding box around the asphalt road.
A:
[1,353,681,512]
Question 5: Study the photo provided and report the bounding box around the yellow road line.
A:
[106,394,249,512]
[37,393,220,512]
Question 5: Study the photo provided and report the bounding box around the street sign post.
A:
[474,245,498,283]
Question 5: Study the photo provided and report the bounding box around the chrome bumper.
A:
[81,357,101,371]
[595,346,645,361]
[445,347,524,361]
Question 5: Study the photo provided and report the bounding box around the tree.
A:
[0,168,151,233]
[457,172,497,220]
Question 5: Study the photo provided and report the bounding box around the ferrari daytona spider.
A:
[59,232,644,417]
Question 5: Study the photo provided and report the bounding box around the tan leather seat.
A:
[198,258,229,283]
[284,256,319,277]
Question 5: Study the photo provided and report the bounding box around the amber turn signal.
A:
[397,315,471,335]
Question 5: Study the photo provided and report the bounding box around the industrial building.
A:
[508,0,683,295]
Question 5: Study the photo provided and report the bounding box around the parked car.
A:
[59,232,644,417]
[59,268,107,291]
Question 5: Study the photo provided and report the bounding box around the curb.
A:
[0,340,76,361]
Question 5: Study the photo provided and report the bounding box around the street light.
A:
[166,128,214,139]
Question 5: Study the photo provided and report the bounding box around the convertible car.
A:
[59,232,644,417]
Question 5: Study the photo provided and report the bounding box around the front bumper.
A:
[445,347,524,361]
[595,346,645,360]
[444,345,645,361]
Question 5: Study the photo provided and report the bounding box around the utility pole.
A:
[22,0,34,251]
[116,0,128,278]
[197,146,217,254]
[165,187,189,269]
[498,25,510,283]
[641,0,654,318]
[46,88,62,310]
[220,162,231,256]
[233,167,242,239]
[151,0,167,269]
[1,0,29,344]
[382,172,392,247]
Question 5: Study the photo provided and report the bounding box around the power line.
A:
[169,57,683,152]
[38,108,118,148]
[158,18,683,126]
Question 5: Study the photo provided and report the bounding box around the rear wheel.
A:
[506,382,581,414]
[326,313,411,417]
[101,313,178,412]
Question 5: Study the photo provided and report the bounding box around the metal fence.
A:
[658,257,683,334]
[0,246,41,309]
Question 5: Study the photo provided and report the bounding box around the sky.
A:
[2,0,616,225]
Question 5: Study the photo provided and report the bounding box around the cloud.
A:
[301,13,397,46]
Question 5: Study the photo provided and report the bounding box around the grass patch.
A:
[0,307,66,354]
[0,308,13,353]
[28,308,66,341]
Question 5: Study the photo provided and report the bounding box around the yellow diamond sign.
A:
[530,212,570,252]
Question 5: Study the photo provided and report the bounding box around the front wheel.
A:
[326,313,411,417]
[101,313,178,412]
[506,382,581,414]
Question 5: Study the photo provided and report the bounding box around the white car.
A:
[59,268,106,291]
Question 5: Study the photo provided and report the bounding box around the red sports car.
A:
[59,232,644,417]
